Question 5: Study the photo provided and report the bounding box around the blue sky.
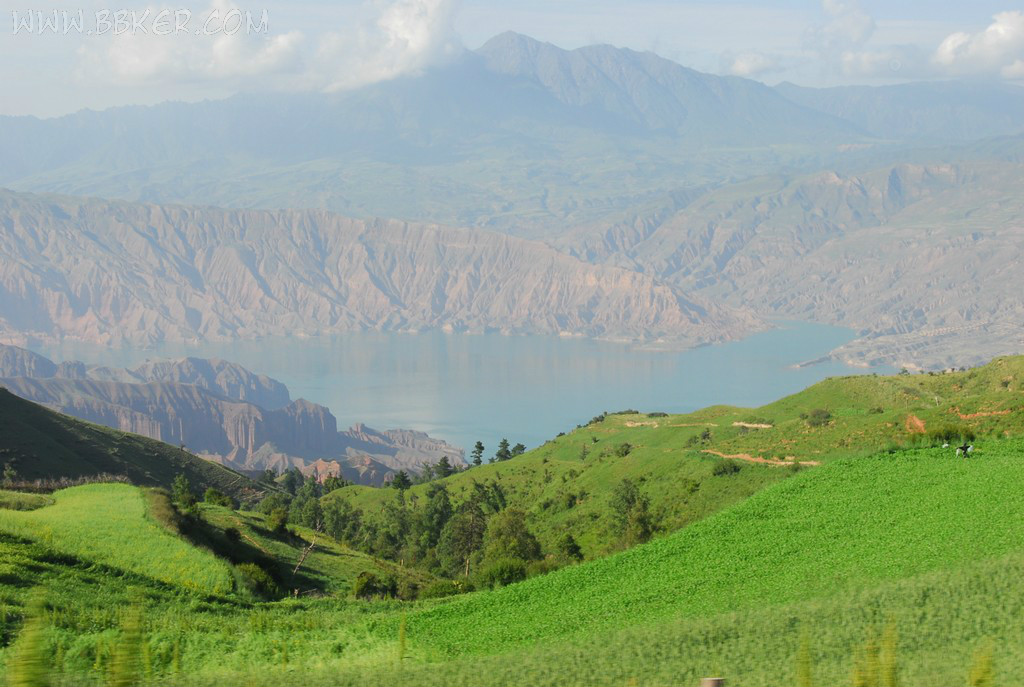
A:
[2,0,1022,117]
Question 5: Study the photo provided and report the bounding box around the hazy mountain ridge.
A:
[562,160,1024,367]
[0,190,759,348]
[0,344,464,485]
[0,33,877,235]
[775,80,1024,143]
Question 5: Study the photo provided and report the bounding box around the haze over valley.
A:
[2,5,1024,685]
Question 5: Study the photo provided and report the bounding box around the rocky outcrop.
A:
[0,190,759,349]
[0,345,463,484]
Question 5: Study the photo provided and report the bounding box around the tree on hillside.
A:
[323,498,362,544]
[510,443,527,458]
[419,483,453,551]
[436,456,455,479]
[322,475,348,494]
[482,508,541,564]
[492,438,512,463]
[171,473,196,510]
[259,468,277,485]
[281,467,304,495]
[437,500,487,577]
[370,496,411,560]
[471,441,485,466]
[611,478,654,546]
[391,470,412,490]
[289,480,324,528]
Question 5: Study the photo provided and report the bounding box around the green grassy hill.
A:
[0,388,266,503]
[0,483,234,595]
[404,441,1024,654]
[4,359,1024,686]
[328,357,1024,557]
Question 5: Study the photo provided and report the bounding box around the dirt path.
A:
[625,421,659,428]
[670,423,719,428]
[703,449,820,467]
[732,422,773,429]
[230,516,273,555]
[949,407,1012,420]
[905,415,926,433]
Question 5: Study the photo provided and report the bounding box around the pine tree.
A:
[493,438,512,462]
[471,441,485,466]
[436,456,454,478]
[391,470,412,491]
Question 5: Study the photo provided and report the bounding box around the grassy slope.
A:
[329,357,1024,556]
[199,504,436,596]
[0,484,233,595]
[0,388,268,503]
[403,441,1024,655]
[4,359,1024,684]
[6,441,1021,686]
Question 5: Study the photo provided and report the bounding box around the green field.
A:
[3,359,1024,685]
[0,484,233,595]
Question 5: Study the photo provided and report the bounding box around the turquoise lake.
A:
[35,322,889,456]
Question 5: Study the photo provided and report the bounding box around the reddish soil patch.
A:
[702,449,820,468]
[949,407,1012,420]
[905,415,926,433]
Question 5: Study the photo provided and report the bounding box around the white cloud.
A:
[933,11,1024,77]
[76,0,462,92]
[725,52,782,78]
[806,0,875,57]
[317,0,463,92]
[77,1,305,87]
[1004,59,1024,79]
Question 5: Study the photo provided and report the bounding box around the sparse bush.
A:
[236,563,281,599]
[352,572,397,600]
[397,580,420,601]
[203,488,235,509]
[614,443,633,457]
[266,507,289,535]
[476,558,527,589]
[713,461,741,477]
[802,409,832,427]
[647,412,668,418]
[224,527,241,543]
[418,579,463,600]
[928,425,976,445]
[557,533,583,561]
[526,558,560,577]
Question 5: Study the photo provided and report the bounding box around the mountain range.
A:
[0,344,463,485]
[0,32,1022,368]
